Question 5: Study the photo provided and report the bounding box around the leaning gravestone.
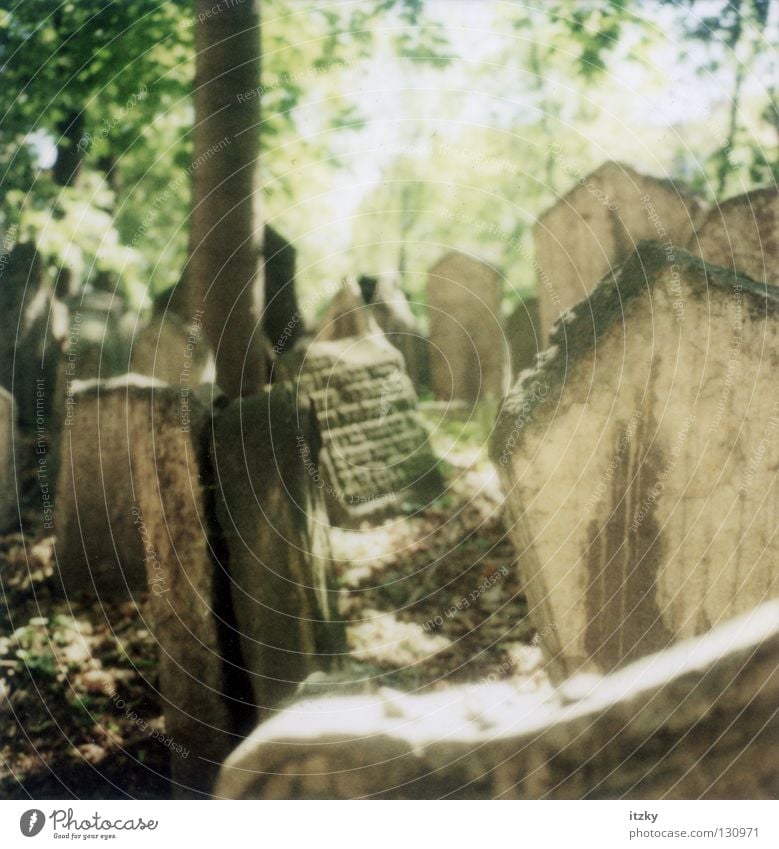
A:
[534,161,706,343]
[262,225,302,355]
[279,336,442,526]
[0,388,16,532]
[362,274,429,391]
[317,277,382,342]
[56,374,234,795]
[689,186,779,285]
[210,389,344,715]
[505,297,540,380]
[426,251,507,405]
[493,241,779,681]
[216,600,779,799]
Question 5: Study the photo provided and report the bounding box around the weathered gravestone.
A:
[689,186,779,285]
[360,274,429,391]
[210,389,344,715]
[505,296,541,380]
[279,336,443,526]
[262,225,303,355]
[426,251,507,405]
[0,388,17,532]
[130,310,215,387]
[61,291,132,384]
[0,242,69,430]
[216,600,779,799]
[317,277,382,342]
[56,375,234,795]
[534,161,706,343]
[493,241,779,681]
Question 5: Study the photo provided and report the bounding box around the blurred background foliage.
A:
[0,0,776,316]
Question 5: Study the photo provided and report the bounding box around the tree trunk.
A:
[187,0,265,398]
[52,110,84,187]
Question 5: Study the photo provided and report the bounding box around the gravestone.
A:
[216,600,779,799]
[0,388,17,532]
[426,251,507,405]
[689,186,779,285]
[361,274,429,391]
[279,336,442,526]
[55,375,233,795]
[263,225,302,355]
[0,242,69,430]
[210,389,344,715]
[318,278,381,342]
[505,297,540,380]
[130,311,215,387]
[493,241,779,680]
[534,161,705,343]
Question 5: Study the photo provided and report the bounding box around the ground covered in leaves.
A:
[0,404,548,798]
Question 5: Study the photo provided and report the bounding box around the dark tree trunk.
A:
[187,0,265,398]
[52,110,85,187]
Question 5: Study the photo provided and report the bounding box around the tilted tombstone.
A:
[534,161,706,343]
[689,186,779,285]
[262,225,303,355]
[317,277,382,342]
[278,336,443,526]
[361,274,429,391]
[55,375,234,795]
[505,296,540,380]
[210,389,344,715]
[0,242,69,431]
[426,251,507,405]
[493,241,779,680]
[216,601,779,799]
[0,388,17,532]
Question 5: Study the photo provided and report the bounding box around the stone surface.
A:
[505,297,540,380]
[279,336,443,525]
[263,225,302,355]
[689,186,779,285]
[55,375,234,795]
[215,600,779,799]
[0,242,69,430]
[0,388,17,532]
[210,389,344,716]
[426,251,507,405]
[493,241,779,680]
[534,161,705,343]
[130,311,215,387]
[318,277,382,342]
[361,274,429,391]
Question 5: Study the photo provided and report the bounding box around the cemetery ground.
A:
[0,401,540,799]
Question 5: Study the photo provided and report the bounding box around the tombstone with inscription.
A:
[426,251,507,405]
[534,161,706,343]
[505,297,540,380]
[493,241,779,681]
[279,336,443,525]
[689,186,779,285]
